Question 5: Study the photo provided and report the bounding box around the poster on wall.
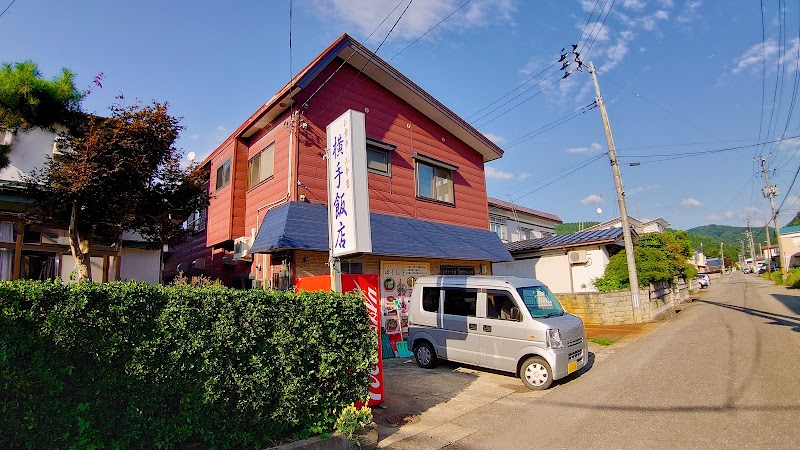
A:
[380,261,430,347]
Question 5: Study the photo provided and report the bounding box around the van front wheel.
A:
[414,341,438,369]
[520,356,553,390]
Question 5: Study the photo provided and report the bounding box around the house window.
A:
[341,261,363,274]
[184,209,206,232]
[248,143,275,189]
[416,161,454,203]
[440,265,476,275]
[367,146,390,176]
[490,215,507,240]
[215,158,231,190]
[518,227,535,241]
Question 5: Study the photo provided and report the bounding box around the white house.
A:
[584,215,670,234]
[487,197,562,242]
[492,228,628,293]
[0,128,162,283]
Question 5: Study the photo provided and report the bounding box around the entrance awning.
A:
[250,201,513,262]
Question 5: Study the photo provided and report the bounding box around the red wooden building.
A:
[164,34,512,291]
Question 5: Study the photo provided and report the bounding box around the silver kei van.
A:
[407,275,588,390]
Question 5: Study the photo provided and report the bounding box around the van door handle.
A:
[483,325,492,332]
[469,323,477,330]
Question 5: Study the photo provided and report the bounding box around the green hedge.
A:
[0,280,374,449]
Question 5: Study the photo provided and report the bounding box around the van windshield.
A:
[516,285,565,318]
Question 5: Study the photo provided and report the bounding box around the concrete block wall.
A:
[556,277,690,325]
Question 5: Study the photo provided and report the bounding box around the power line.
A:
[0,0,17,20]
[755,0,768,158]
[389,0,472,61]
[302,0,407,114]
[473,75,562,127]
[492,152,607,197]
[504,102,597,149]
[467,62,558,120]
[582,0,617,60]
[619,134,800,163]
[513,153,607,201]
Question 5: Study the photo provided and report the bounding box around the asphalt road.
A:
[378,273,800,449]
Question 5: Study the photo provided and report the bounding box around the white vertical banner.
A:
[327,110,372,257]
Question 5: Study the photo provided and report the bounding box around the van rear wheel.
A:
[414,341,438,369]
[520,356,553,390]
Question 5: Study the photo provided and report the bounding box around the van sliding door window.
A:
[443,288,478,317]
[421,287,441,312]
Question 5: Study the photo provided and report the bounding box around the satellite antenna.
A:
[187,151,196,162]
[596,208,602,221]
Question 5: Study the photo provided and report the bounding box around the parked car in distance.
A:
[757,262,778,274]
[694,274,710,288]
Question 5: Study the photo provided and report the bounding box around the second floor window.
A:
[416,161,453,204]
[490,215,507,240]
[248,143,275,189]
[216,158,231,190]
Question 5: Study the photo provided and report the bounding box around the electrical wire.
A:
[473,75,562,128]
[467,62,558,120]
[307,0,414,121]
[755,0,768,158]
[512,153,607,201]
[492,152,607,197]
[302,0,407,114]
[389,0,472,61]
[504,102,597,149]
[582,0,617,60]
[619,134,800,163]
[0,0,16,20]
[597,72,716,138]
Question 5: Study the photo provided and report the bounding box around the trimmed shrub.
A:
[0,280,374,449]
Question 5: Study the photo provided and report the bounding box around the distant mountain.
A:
[686,224,775,247]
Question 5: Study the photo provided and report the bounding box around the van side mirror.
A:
[510,307,521,321]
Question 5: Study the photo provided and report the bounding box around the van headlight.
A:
[546,329,563,348]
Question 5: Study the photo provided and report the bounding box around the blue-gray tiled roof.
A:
[250,201,513,262]
[506,228,626,254]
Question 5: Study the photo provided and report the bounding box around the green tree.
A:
[27,101,210,281]
[593,230,697,291]
[0,61,83,168]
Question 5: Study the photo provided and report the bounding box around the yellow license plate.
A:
[567,360,578,374]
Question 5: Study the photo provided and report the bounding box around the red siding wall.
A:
[291,60,489,230]
[206,139,236,246]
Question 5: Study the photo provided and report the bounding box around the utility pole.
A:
[747,218,757,271]
[720,242,725,274]
[588,61,641,322]
[765,223,772,273]
[740,239,746,269]
[760,156,785,276]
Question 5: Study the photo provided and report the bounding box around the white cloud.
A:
[483,132,507,144]
[681,198,703,208]
[641,10,670,31]
[732,40,780,74]
[629,185,659,195]
[314,0,515,42]
[676,0,702,23]
[723,211,735,219]
[622,0,646,11]
[659,0,675,7]
[567,142,604,154]
[581,194,606,205]
[485,166,515,180]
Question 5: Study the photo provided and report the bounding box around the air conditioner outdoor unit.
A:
[568,250,588,265]
[176,262,188,273]
[192,258,206,270]
[233,236,253,261]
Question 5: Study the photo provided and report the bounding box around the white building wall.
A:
[569,247,609,292]
[493,259,536,278]
[60,255,104,283]
[0,128,57,182]
[493,254,572,293]
[120,247,162,284]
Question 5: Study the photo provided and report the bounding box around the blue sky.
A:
[2,0,798,232]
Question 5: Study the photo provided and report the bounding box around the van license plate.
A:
[567,361,578,374]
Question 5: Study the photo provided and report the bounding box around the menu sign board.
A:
[380,261,430,340]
